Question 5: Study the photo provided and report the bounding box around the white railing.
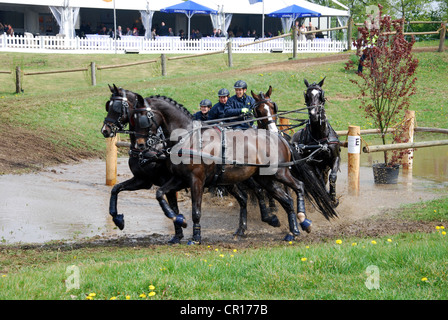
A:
[0,33,347,54]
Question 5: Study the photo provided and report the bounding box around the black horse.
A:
[101,85,279,243]
[252,86,338,219]
[131,92,335,244]
[101,85,187,244]
[291,78,341,207]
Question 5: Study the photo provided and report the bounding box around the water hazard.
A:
[0,145,447,244]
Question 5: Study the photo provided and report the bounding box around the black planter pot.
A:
[372,163,400,184]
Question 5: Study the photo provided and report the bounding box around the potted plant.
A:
[345,4,419,184]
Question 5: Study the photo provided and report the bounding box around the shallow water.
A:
[0,145,446,245]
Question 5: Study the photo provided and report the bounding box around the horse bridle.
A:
[253,92,278,127]
[104,89,130,134]
[304,85,326,124]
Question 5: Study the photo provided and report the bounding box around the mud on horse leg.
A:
[156,178,187,244]
[109,177,153,230]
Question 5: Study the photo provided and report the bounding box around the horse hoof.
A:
[332,199,340,208]
[113,214,125,230]
[300,218,312,233]
[233,229,247,239]
[283,233,295,242]
[174,214,187,228]
[168,235,183,244]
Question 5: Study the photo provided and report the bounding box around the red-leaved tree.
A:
[345,4,419,166]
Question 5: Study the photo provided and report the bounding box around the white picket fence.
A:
[0,33,347,54]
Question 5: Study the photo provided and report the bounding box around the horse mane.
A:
[149,95,193,119]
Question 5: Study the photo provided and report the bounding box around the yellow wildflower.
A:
[421,277,428,282]
[335,239,342,245]
[148,291,156,297]
[126,295,131,300]
[301,257,307,262]
[371,240,377,245]
[139,293,147,298]
[387,239,392,243]
[148,285,155,291]
[110,296,117,300]
[351,242,357,246]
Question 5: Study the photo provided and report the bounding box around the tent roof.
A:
[161,1,218,15]
[267,4,321,18]
[0,0,348,16]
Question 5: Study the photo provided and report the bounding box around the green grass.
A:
[1,228,447,300]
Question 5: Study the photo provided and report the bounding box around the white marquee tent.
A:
[0,0,349,38]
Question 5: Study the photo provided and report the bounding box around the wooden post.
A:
[90,62,96,86]
[227,41,233,68]
[347,125,361,196]
[438,22,446,53]
[347,17,353,51]
[15,66,22,93]
[106,135,118,186]
[161,54,167,76]
[401,110,415,171]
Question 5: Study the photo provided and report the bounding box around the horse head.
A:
[303,78,326,124]
[251,85,278,132]
[101,84,134,138]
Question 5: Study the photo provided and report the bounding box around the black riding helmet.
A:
[199,99,212,107]
[218,88,230,97]
[233,80,247,89]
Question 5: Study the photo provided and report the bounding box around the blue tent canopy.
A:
[267,4,321,19]
[161,0,217,39]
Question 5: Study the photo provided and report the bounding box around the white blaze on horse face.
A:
[264,105,278,133]
[311,89,320,97]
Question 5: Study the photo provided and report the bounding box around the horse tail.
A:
[292,162,338,221]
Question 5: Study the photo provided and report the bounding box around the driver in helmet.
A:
[207,88,230,121]
[225,80,255,129]
[193,99,212,121]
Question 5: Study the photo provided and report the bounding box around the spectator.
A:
[116,25,122,39]
[299,23,306,41]
[108,28,114,38]
[168,27,174,36]
[151,28,157,40]
[225,80,255,130]
[193,99,212,121]
[217,29,224,37]
[98,26,107,35]
[195,29,203,39]
[0,22,4,35]
[132,27,139,36]
[190,28,196,39]
[179,29,187,40]
[251,29,259,40]
[158,22,169,36]
[125,27,132,36]
[306,22,316,41]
